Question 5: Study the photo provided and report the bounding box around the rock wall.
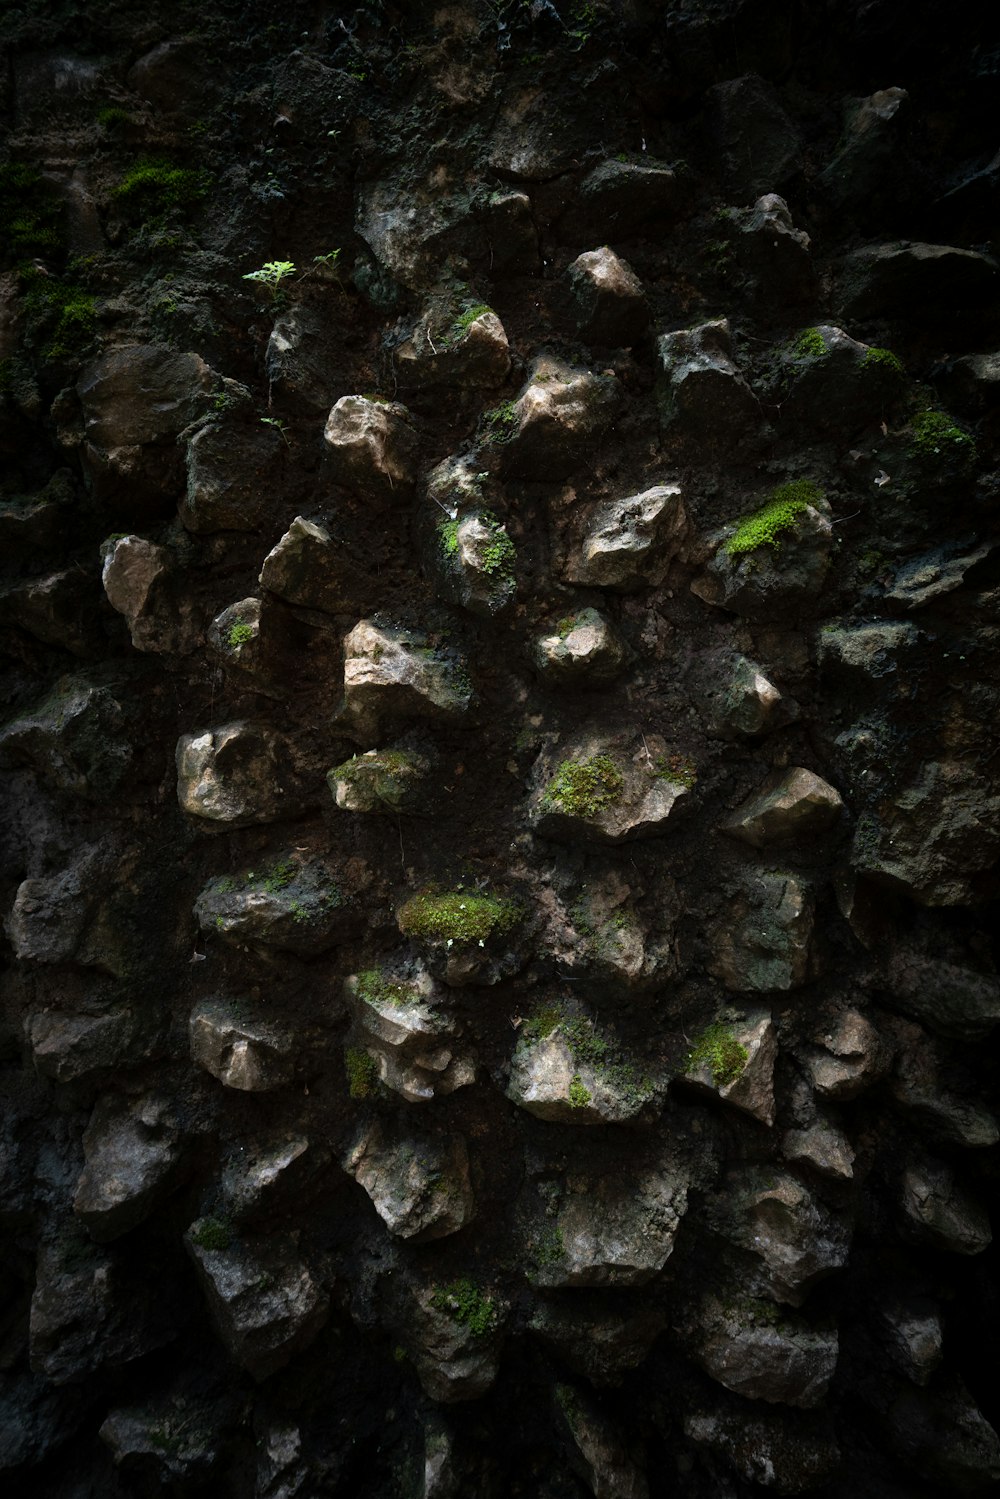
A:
[1,1,999,1495]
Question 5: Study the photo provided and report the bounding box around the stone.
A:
[701,653,796,739]
[5,865,95,964]
[482,189,539,273]
[101,535,202,653]
[346,967,475,1103]
[819,87,911,212]
[506,1021,654,1127]
[707,873,815,994]
[680,1010,777,1126]
[337,620,472,743]
[691,1295,838,1408]
[737,194,816,304]
[778,325,905,433]
[817,619,919,679]
[706,74,802,197]
[323,396,418,504]
[564,485,687,591]
[0,566,104,656]
[355,175,479,294]
[185,1224,327,1379]
[837,241,999,319]
[397,1283,503,1403]
[711,1168,851,1306]
[221,1135,330,1223]
[434,509,516,618]
[555,1384,649,1499]
[570,892,674,994]
[532,608,630,689]
[396,886,527,989]
[885,541,993,610]
[395,306,510,389]
[189,999,296,1092]
[882,936,1000,1040]
[328,744,435,816]
[899,1158,991,1255]
[563,159,683,241]
[529,730,693,845]
[782,1120,855,1181]
[497,357,621,481]
[100,1395,225,1484]
[73,1094,186,1242]
[194,856,350,957]
[259,515,367,615]
[566,247,649,346]
[877,1295,943,1386]
[206,597,287,699]
[802,1010,888,1099]
[266,303,338,412]
[181,419,284,533]
[175,720,303,827]
[683,1402,841,1495]
[529,1298,666,1388]
[658,319,758,442]
[343,1121,474,1241]
[28,1008,152,1083]
[693,496,833,618]
[888,1020,998,1148]
[851,761,1000,906]
[875,1375,1000,1494]
[0,673,133,799]
[721,768,844,848]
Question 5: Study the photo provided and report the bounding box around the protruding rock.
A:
[837,241,998,319]
[396,887,526,988]
[691,1295,838,1408]
[266,302,338,412]
[482,189,539,273]
[818,619,918,680]
[899,1159,991,1255]
[658,318,757,440]
[259,515,366,615]
[530,730,694,845]
[681,1010,777,1125]
[555,1384,649,1499]
[338,620,472,742]
[532,607,630,688]
[722,767,843,848]
[221,1135,330,1223]
[693,484,833,618]
[73,1094,186,1242]
[706,74,802,197]
[397,1282,503,1403]
[5,857,99,964]
[101,535,202,653]
[819,87,911,211]
[494,357,621,481]
[701,652,797,739]
[737,194,816,303]
[712,1168,851,1306]
[707,872,815,993]
[877,1295,943,1386]
[434,509,516,617]
[881,937,1000,1040]
[802,1010,888,1099]
[782,1120,855,1181]
[395,305,510,389]
[181,420,283,533]
[563,158,683,240]
[28,1008,153,1083]
[194,856,350,956]
[328,744,434,815]
[344,1121,474,1241]
[184,1223,327,1379]
[777,325,906,434]
[175,720,303,826]
[189,999,296,1092]
[507,1014,655,1126]
[566,247,649,345]
[0,673,133,799]
[346,966,476,1102]
[323,396,417,504]
[564,484,687,591]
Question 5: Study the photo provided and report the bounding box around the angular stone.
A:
[323,396,418,504]
[221,1135,330,1223]
[712,1168,851,1306]
[175,720,302,827]
[73,1094,186,1242]
[338,620,471,743]
[707,872,814,993]
[344,1122,474,1241]
[837,241,998,319]
[185,1225,327,1379]
[0,674,133,799]
[819,87,911,211]
[803,1010,888,1099]
[530,730,693,845]
[346,966,475,1103]
[498,357,621,481]
[737,194,816,304]
[899,1159,991,1255]
[684,1402,840,1496]
[328,744,434,816]
[681,1010,777,1126]
[778,325,904,433]
[722,767,843,848]
[782,1120,855,1181]
[259,515,366,615]
[532,608,629,689]
[101,535,202,653]
[189,999,296,1092]
[529,1297,665,1388]
[817,619,919,679]
[507,1022,654,1127]
[434,509,516,618]
[566,247,649,346]
[565,485,687,591]
[100,1396,224,1485]
[266,303,338,413]
[5,861,97,964]
[395,307,510,390]
[693,498,833,618]
[882,935,1000,1040]
[691,1295,838,1408]
[181,420,284,534]
[707,74,802,197]
[886,542,993,611]
[396,886,527,989]
[482,189,539,273]
[397,1283,503,1403]
[28,1008,152,1083]
[566,159,682,240]
[194,857,350,957]
[658,318,757,440]
[555,1384,649,1499]
[877,1295,943,1387]
[702,653,796,739]
[0,566,104,657]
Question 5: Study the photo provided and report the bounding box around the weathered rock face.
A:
[658,318,757,441]
[564,485,687,591]
[707,872,815,993]
[345,966,475,1102]
[337,619,472,742]
[259,515,367,615]
[323,396,418,504]
[194,855,350,956]
[529,730,694,844]
[175,720,305,826]
[497,357,621,481]
[680,1009,778,1125]
[189,999,296,1092]
[711,1169,851,1307]
[395,306,510,389]
[690,1296,838,1408]
[433,509,517,618]
[898,1159,992,1255]
[394,1282,504,1405]
[0,673,134,798]
[181,419,284,533]
[566,247,649,346]
[532,607,630,688]
[344,1121,474,1241]
[73,1094,187,1242]
[693,493,833,618]
[506,1018,656,1127]
[328,743,434,815]
[101,534,202,653]
[721,767,844,848]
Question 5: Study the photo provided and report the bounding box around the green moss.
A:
[686,1024,748,1087]
[112,159,208,222]
[226,622,254,649]
[190,1216,231,1252]
[345,1047,379,1099]
[790,327,829,359]
[479,515,516,578]
[97,105,130,129]
[726,479,823,557]
[860,346,904,377]
[439,518,461,557]
[398,888,521,945]
[908,410,977,466]
[534,1225,565,1266]
[522,1004,564,1042]
[0,163,63,262]
[356,967,417,1008]
[430,1278,497,1337]
[543,754,624,817]
[451,302,493,336]
[21,271,96,361]
[653,752,697,789]
[247,859,296,895]
[568,1074,591,1108]
[481,400,519,444]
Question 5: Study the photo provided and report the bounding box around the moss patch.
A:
[544,754,625,817]
[189,1216,231,1252]
[345,1047,379,1098]
[356,967,417,1008]
[398,889,522,944]
[908,410,976,466]
[790,327,828,359]
[860,346,904,377]
[430,1278,497,1336]
[112,159,208,223]
[0,162,63,263]
[726,479,823,557]
[686,1024,748,1087]
[226,622,254,649]
[568,1074,591,1108]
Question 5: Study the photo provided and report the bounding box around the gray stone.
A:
[691,1295,838,1408]
[702,653,796,739]
[658,318,758,440]
[837,241,999,319]
[681,1010,777,1126]
[803,1010,888,1100]
[817,619,919,679]
[721,768,843,848]
[395,307,510,390]
[434,509,516,618]
[684,1402,841,1495]
[886,542,993,610]
[782,1120,855,1181]
[888,1019,998,1148]
[506,1021,654,1127]
[28,1008,152,1083]
[195,856,349,956]
[73,1093,186,1242]
[181,420,284,533]
[101,535,202,653]
[712,1168,851,1306]
[397,1282,503,1403]
[882,938,1000,1040]
[100,1396,223,1484]
[555,1383,649,1499]
[482,189,539,273]
[899,1158,992,1255]
[737,194,816,304]
[530,730,693,845]
[5,865,95,964]
[707,73,802,197]
[328,744,435,816]
[338,620,472,743]
[0,566,104,656]
[175,720,303,827]
[567,159,683,240]
[778,325,904,433]
[221,1135,330,1223]
[707,872,815,993]
[346,967,475,1103]
[529,1298,665,1388]
[189,999,296,1092]
[344,1122,474,1241]
[497,357,621,481]
[532,608,630,689]
[564,485,687,591]
[693,498,833,618]
[0,673,133,799]
[185,1224,328,1379]
[877,1295,943,1386]
[566,247,649,346]
[259,515,366,615]
[323,396,418,504]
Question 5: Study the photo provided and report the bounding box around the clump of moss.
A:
[112,159,208,222]
[653,752,697,789]
[97,105,131,130]
[0,163,63,263]
[522,1004,564,1042]
[226,621,254,649]
[908,410,977,466]
[398,889,522,945]
[686,1024,748,1087]
[481,400,519,444]
[790,327,829,359]
[544,754,625,817]
[21,271,96,361]
[449,303,493,339]
[860,346,904,377]
[439,518,461,557]
[345,1047,379,1098]
[190,1216,231,1252]
[247,859,297,895]
[726,479,823,557]
[356,967,416,1008]
[534,1225,565,1266]
[568,1074,591,1108]
[479,515,516,578]
[430,1278,497,1336]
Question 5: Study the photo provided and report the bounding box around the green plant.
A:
[226,622,254,649]
[448,302,492,339]
[790,327,828,359]
[543,754,624,817]
[345,1047,379,1098]
[726,479,823,557]
[686,1024,748,1087]
[653,752,697,789]
[21,271,96,361]
[908,410,976,465]
[0,162,63,262]
[481,399,519,444]
[430,1279,497,1337]
[534,1225,565,1265]
[112,159,208,221]
[356,967,416,1008]
[398,889,521,945]
[860,346,904,377]
[190,1216,231,1252]
[568,1074,591,1108]
[242,259,297,297]
[97,105,130,129]
[260,415,290,444]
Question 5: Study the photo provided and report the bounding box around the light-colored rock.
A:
[707,872,815,993]
[507,1020,654,1126]
[712,1168,851,1306]
[681,1010,777,1125]
[899,1159,992,1255]
[434,509,516,617]
[691,1295,838,1408]
[259,515,363,615]
[398,1282,503,1403]
[338,620,472,742]
[497,357,621,481]
[101,536,202,653]
[565,484,687,591]
[221,1135,329,1222]
[532,607,630,688]
[346,967,475,1102]
[189,999,295,1092]
[530,730,694,845]
[782,1120,855,1181]
[658,318,757,439]
[323,396,417,504]
[722,767,843,847]
[73,1094,186,1242]
[344,1122,474,1241]
[693,497,833,618]
[395,306,510,389]
[175,720,301,826]
[566,247,649,345]
[803,1010,888,1099]
[817,619,918,678]
[702,652,796,739]
[194,857,350,956]
[328,745,434,815]
[555,1383,649,1499]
